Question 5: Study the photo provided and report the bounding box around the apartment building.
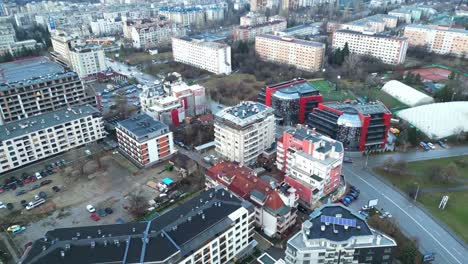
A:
[214,101,276,165]
[90,18,123,36]
[240,12,267,26]
[234,18,287,42]
[276,23,321,37]
[285,204,397,264]
[0,23,39,55]
[206,161,298,238]
[159,6,205,27]
[171,83,207,116]
[116,114,175,167]
[125,19,186,49]
[403,25,468,57]
[172,35,232,75]
[277,125,344,209]
[282,0,336,10]
[21,187,256,264]
[206,7,225,22]
[145,95,184,126]
[258,78,322,125]
[69,43,106,77]
[0,105,105,173]
[332,30,408,65]
[328,14,398,33]
[0,57,95,125]
[308,102,392,152]
[255,34,325,72]
[50,31,83,66]
[389,7,422,23]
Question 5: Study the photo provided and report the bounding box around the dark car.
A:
[38,191,47,199]
[97,208,107,217]
[9,183,17,190]
[16,190,27,196]
[52,186,60,192]
[40,180,52,186]
[30,185,40,191]
[21,200,28,207]
[6,203,13,210]
[105,208,113,215]
[17,181,24,187]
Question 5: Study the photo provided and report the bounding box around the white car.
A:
[0,202,6,209]
[35,172,42,180]
[86,205,96,213]
[427,142,436,149]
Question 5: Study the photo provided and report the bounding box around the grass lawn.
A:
[309,80,355,102]
[374,155,468,243]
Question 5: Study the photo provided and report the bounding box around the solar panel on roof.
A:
[320,215,356,227]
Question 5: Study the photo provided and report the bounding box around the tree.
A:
[394,160,408,175]
[399,239,420,264]
[427,164,445,183]
[127,193,148,219]
[342,42,350,58]
[407,127,418,146]
[382,157,395,172]
[448,72,456,80]
[442,163,459,182]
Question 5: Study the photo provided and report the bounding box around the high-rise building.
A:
[307,102,392,152]
[285,203,397,264]
[125,19,186,49]
[50,30,83,67]
[172,35,232,75]
[214,101,276,165]
[255,34,325,72]
[20,187,256,264]
[69,43,107,77]
[277,125,344,209]
[258,78,322,126]
[90,18,123,36]
[234,18,287,42]
[403,25,468,57]
[332,30,408,65]
[206,161,299,237]
[159,7,205,27]
[0,105,105,173]
[0,57,95,125]
[116,114,176,167]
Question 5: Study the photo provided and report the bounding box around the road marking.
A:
[344,168,463,264]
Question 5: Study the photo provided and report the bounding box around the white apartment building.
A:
[171,83,207,116]
[403,25,468,56]
[172,36,232,75]
[214,101,276,165]
[0,23,16,53]
[159,7,205,26]
[285,204,397,264]
[206,7,225,22]
[332,30,408,65]
[90,18,123,36]
[50,30,82,66]
[69,44,107,77]
[116,114,176,167]
[21,187,257,264]
[255,34,325,72]
[0,105,105,173]
[127,20,186,49]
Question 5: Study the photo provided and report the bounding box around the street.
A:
[105,58,158,85]
[345,145,468,264]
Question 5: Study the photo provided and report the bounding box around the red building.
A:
[276,125,344,209]
[307,102,392,152]
[258,78,322,125]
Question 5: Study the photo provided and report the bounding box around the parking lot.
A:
[0,145,183,251]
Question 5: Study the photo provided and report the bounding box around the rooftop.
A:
[281,23,320,33]
[0,56,65,84]
[21,187,253,264]
[257,34,325,48]
[335,29,407,40]
[405,24,468,34]
[287,125,343,155]
[322,101,391,115]
[215,101,274,128]
[238,19,286,30]
[0,105,100,142]
[117,114,169,141]
[269,79,320,98]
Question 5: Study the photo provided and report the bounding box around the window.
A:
[365,256,373,261]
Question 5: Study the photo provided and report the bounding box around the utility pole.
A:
[414,182,420,202]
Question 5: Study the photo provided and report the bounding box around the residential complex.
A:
[307,102,392,152]
[255,34,325,72]
[0,23,39,55]
[90,18,123,36]
[69,43,107,77]
[403,25,468,57]
[125,19,186,49]
[258,78,322,125]
[206,161,299,237]
[234,16,287,42]
[50,30,83,66]
[285,204,397,264]
[116,114,176,167]
[21,187,256,264]
[172,35,232,75]
[276,23,321,38]
[332,30,408,65]
[240,12,267,26]
[0,57,95,125]
[0,105,105,173]
[327,14,398,33]
[214,101,276,165]
[159,6,205,27]
[277,125,344,209]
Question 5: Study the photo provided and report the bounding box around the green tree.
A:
[400,240,420,264]
[407,127,418,146]
[334,48,343,65]
[342,42,350,58]
[448,71,456,80]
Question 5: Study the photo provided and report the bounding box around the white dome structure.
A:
[382,80,434,107]
[397,102,468,139]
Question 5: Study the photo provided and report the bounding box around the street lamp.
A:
[336,75,341,91]
[414,182,420,201]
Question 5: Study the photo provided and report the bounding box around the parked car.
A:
[35,172,42,180]
[40,180,52,186]
[17,181,24,187]
[52,186,60,192]
[90,213,100,221]
[16,190,26,196]
[358,210,370,219]
[97,208,107,217]
[419,141,430,151]
[427,142,436,149]
[438,140,447,148]
[0,202,6,209]
[6,203,13,210]
[86,205,96,213]
[24,241,33,249]
[343,157,353,163]
[20,200,27,207]
[30,185,39,191]
[105,208,113,215]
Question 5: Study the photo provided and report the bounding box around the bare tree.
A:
[127,193,148,219]
[442,163,459,182]
[382,157,395,172]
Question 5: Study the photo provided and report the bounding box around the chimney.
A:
[376,235,382,245]
[60,250,65,258]
[321,225,325,232]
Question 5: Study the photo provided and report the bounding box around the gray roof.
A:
[116,114,168,141]
[215,101,274,128]
[0,56,65,85]
[323,101,391,115]
[335,29,407,40]
[21,187,253,264]
[257,34,325,48]
[0,105,100,142]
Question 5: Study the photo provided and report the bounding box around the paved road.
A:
[345,145,468,264]
[105,58,158,85]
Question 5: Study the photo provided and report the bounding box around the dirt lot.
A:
[0,147,183,251]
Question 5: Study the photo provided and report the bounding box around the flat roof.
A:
[215,101,274,128]
[0,56,65,84]
[323,101,391,115]
[257,34,325,48]
[0,105,100,142]
[335,29,407,40]
[117,114,168,140]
